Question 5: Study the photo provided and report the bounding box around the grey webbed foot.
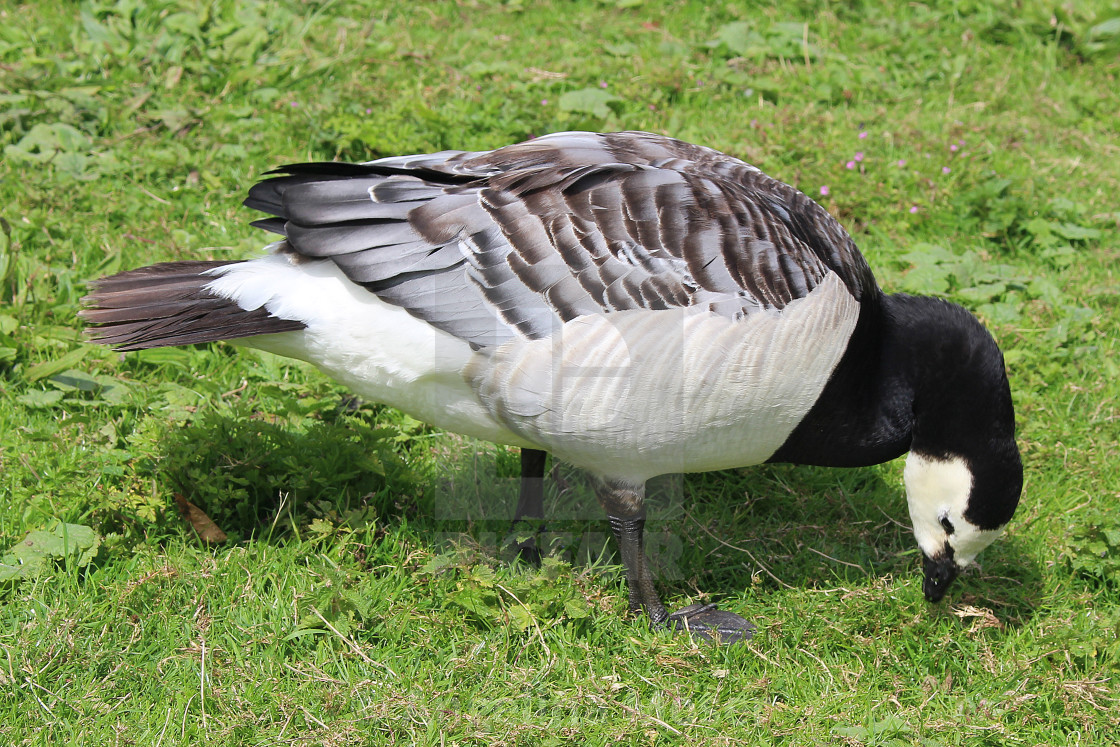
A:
[665,603,755,644]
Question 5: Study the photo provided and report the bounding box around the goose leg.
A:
[607,509,669,624]
[597,480,755,644]
[511,448,547,564]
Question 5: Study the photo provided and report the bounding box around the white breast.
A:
[465,272,859,483]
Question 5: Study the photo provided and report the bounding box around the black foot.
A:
[665,603,755,644]
[506,524,543,566]
[515,541,542,566]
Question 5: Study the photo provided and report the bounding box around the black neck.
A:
[768,292,915,467]
[770,291,1021,530]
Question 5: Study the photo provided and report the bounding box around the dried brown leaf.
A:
[173,493,227,544]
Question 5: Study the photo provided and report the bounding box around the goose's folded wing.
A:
[246,131,877,348]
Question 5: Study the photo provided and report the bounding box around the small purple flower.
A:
[897,159,907,167]
[854,152,864,162]
[859,131,868,139]
[909,206,919,213]
[820,185,830,196]
[942,166,951,174]
[950,144,959,152]
[290,101,298,107]
[599,81,608,89]
[846,160,856,170]
[365,108,372,114]
[648,104,656,111]
[540,99,548,106]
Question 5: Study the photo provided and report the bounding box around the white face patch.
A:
[903,452,1005,567]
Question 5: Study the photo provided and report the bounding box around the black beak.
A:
[922,550,960,603]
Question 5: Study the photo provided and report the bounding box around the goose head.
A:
[893,297,1023,602]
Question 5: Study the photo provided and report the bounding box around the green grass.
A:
[3,0,1120,743]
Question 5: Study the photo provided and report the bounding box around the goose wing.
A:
[246,131,877,348]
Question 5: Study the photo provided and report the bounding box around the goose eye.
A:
[940,516,955,535]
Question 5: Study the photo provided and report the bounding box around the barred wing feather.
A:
[245,131,877,348]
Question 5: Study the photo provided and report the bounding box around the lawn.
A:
[2,0,1119,744]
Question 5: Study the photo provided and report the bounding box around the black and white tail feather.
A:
[82,261,305,350]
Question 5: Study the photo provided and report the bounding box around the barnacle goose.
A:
[83,131,1023,643]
